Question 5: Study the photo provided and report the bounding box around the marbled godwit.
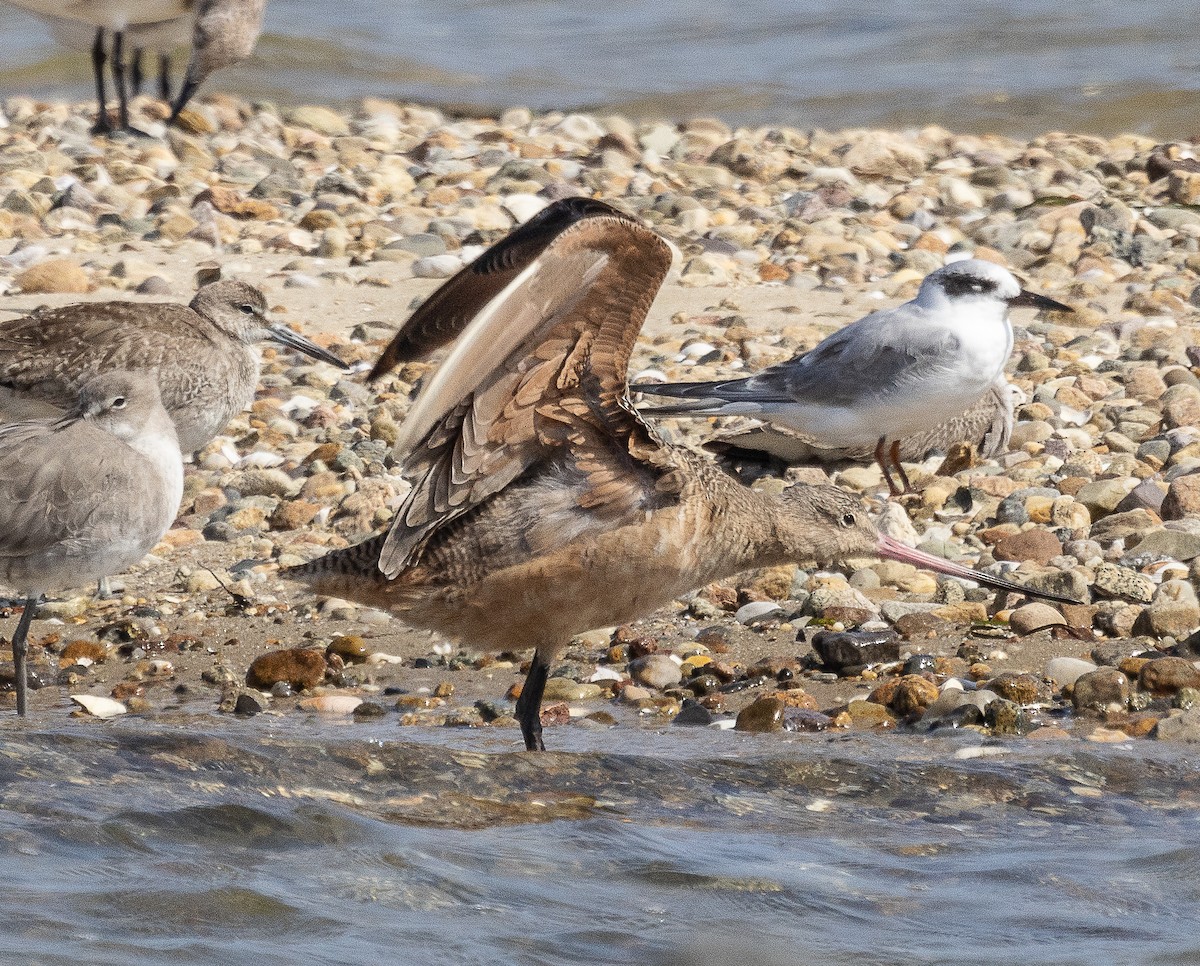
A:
[289,198,1077,751]
[168,0,267,123]
[637,259,1070,495]
[0,278,347,454]
[0,372,183,715]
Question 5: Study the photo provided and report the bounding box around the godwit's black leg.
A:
[515,651,550,752]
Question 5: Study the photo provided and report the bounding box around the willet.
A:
[0,278,348,454]
[702,374,1015,470]
[2,0,194,132]
[637,259,1070,495]
[168,0,267,123]
[0,371,183,715]
[287,198,1079,752]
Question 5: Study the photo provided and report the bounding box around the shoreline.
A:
[0,96,1198,746]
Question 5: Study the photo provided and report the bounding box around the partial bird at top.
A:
[637,258,1071,495]
[1,0,267,133]
[0,278,346,453]
[288,198,1080,753]
[169,0,267,123]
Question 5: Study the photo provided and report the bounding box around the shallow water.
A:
[2,716,1198,965]
[0,0,1199,136]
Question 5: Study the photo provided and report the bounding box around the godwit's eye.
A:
[240,303,256,314]
[840,512,856,528]
[112,396,127,409]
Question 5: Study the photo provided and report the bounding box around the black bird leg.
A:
[515,651,550,751]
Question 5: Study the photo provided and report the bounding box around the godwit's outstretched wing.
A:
[374,197,679,577]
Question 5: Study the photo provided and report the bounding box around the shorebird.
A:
[45,13,191,105]
[637,259,1070,495]
[2,0,195,132]
[287,198,1078,752]
[0,372,183,715]
[705,374,1015,469]
[169,0,267,123]
[0,278,348,454]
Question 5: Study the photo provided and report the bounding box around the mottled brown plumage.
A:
[0,278,346,453]
[289,197,1076,751]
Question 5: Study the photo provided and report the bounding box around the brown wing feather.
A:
[377,200,678,577]
[368,197,636,380]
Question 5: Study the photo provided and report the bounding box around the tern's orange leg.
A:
[889,439,912,494]
[875,437,902,497]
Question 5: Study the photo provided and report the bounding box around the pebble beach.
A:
[4,91,1200,965]
[1,94,1199,745]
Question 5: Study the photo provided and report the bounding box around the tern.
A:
[637,259,1070,494]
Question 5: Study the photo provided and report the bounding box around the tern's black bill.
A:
[1010,289,1073,313]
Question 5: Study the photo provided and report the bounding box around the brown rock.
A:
[60,639,108,665]
[246,648,326,691]
[326,635,369,664]
[16,259,90,294]
[994,528,1063,566]
[870,674,938,715]
[734,696,785,733]
[1008,603,1066,635]
[271,499,322,531]
[1162,473,1200,520]
[1071,668,1130,712]
[194,185,281,220]
[1140,657,1200,694]
[986,671,1052,704]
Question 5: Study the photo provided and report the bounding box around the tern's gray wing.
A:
[747,312,962,409]
[706,374,1014,465]
[638,307,959,411]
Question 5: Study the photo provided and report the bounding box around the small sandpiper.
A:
[0,372,184,715]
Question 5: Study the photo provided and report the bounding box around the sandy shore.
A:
[0,94,1198,745]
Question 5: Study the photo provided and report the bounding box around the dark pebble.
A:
[902,654,937,676]
[674,699,716,726]
[782,708,832,732]
[233,693,262,716]
[811,629,899,675]
[353,701,387,719]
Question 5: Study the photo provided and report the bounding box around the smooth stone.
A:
[1009,603,1066,635]
[735,601,782,624]
[810,629,899,675]
[542,678,604,702]
[299,695,362,714]
[70,694,126,719]
[782,707,832,732]
[629,654,682,690]
[734,696,785,733]
[1045,657,1098,687]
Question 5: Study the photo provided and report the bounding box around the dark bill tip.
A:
[875,534,1084,606]
[267,324,349,370]
[1010,289,1073,313]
